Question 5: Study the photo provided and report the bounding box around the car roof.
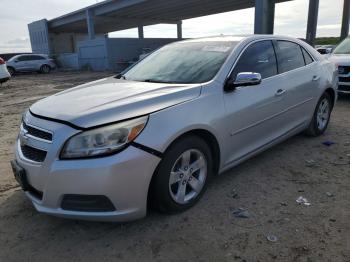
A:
[179,34,305,43]
[16,54,48,57]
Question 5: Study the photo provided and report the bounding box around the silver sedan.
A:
[12,35,337,221]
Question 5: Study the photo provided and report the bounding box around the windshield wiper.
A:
[143,79,166,83]
[143,79,178,83]
[115,73,126,80]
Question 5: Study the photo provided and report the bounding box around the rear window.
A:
[31,55,46,60]
[301,48,314,65]
[276,41,305,73]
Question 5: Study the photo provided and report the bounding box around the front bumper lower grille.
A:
[61,195,116,212]
[28,184,43,200]
[20,145,47,163]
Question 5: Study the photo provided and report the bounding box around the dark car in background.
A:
[316,45,335,55]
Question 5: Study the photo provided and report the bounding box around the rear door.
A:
[26,55,45,71]
[223,40,291,165]
[273,40,319,128]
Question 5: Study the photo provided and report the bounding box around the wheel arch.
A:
[41,64,51,69]
[168,129,221,175]
[324,87,336,109]
[147,128,221,210]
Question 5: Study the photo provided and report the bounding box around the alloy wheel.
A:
[317,98,330,130]
[169,149,207,204]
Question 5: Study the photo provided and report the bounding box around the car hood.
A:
[30,77,202,128]
[328,54,350,65]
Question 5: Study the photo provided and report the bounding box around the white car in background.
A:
[328,38,350,94]
[0,57,11,84]
[6,54,56,75]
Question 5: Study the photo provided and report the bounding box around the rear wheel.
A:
[7,67,14,76]
[40,65,51,74]
[306,92,332,136]
[150,136,213,214]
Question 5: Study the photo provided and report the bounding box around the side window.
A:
[276,41,305,73]
[18,56,32,61]
[231,40,277,80]
[301,47,314,65]
[16,56,26,62]
[31,55,45,60]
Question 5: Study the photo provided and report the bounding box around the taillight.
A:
[0,57,5,65]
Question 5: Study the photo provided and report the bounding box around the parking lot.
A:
[0,71,349,262]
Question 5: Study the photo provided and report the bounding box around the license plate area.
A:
[10,160,29,191]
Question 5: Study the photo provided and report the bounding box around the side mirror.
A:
[14,60,18,63]
[224,72,262,92]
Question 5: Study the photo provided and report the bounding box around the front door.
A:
[223,40,290,166]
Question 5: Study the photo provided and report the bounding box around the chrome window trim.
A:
[225,38,317,84]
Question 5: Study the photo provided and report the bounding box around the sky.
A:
[0,0,344,53]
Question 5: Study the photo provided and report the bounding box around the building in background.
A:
[28,0,350,72]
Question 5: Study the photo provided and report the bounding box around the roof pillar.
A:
[177,21,183,39]
[86,9,95,39]
[254,0,275,34]
[138,26,144,39]
[341,0,350,41]
[306,0,319,46]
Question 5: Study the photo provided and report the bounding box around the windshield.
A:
[8,56,18,62]
[123,41,238,84]
[333,38,350,54]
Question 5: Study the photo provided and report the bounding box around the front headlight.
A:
[60,116,148,159]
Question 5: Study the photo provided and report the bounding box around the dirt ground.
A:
[0,71,349,262]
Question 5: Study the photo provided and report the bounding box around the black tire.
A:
[305,92,332,137]
[7,67,15,76]
[40,65,51,74]
[150,136,213,214]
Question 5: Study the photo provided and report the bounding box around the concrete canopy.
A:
[48,0,292,34]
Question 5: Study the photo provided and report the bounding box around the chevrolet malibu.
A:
[11,35,337,222]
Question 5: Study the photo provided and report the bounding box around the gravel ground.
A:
[0,71,349,262]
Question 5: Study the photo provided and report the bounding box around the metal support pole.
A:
[254,0,275,34]
[341,0,350,41]
[86,9,95,39]
[138,26,144,39]
[177,21,183,39]
[306,0,319,46]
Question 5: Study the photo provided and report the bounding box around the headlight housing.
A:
[60,116,148,159]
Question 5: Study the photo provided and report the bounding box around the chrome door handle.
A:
[312,75,320,81]
[275,89,286,96]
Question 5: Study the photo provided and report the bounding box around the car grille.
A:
[339,77,350,83]
[20,145,47,162]
[22,122,52,141]
[338,66,350,75]
[338,85,350,92]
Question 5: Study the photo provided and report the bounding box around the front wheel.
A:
[305,92,332,136]
[150,136,213,214]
